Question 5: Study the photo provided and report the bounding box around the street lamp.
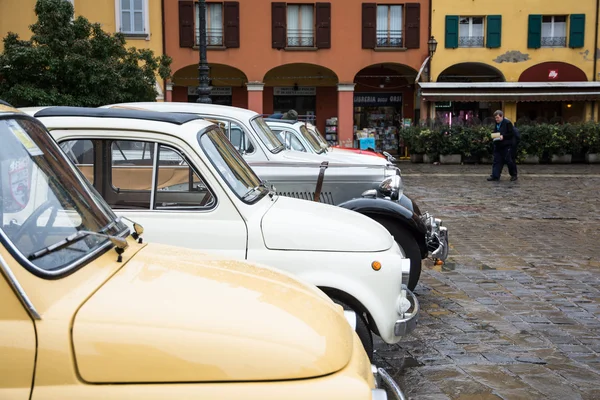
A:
[196,0,211,103]
[428,36,438,57]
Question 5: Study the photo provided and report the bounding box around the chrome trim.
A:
[361,189,378,198]
[377,367,407,400]
[394,285,419,336]
[0,253,41,320]
[149,142,159,209]
[371,388,388,400]
[343,310,357,331]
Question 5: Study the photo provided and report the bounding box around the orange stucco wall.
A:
[163,0,430,81]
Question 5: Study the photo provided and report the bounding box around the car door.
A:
[59,137,248,259]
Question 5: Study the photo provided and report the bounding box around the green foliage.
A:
[0,0,172,107]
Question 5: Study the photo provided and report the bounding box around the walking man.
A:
[488,110,518,182]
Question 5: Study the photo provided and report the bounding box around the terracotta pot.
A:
[586,153,600,164]
[439,154,462,164]
[551,154,572,164]
[410,154,424,163]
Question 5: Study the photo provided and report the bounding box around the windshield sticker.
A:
[8,157,32,209]
[7,120,44,156]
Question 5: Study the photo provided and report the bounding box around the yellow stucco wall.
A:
[430,0,599,82]
[0,0,164,99]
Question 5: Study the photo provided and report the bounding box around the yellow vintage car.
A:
[0,102,403,399]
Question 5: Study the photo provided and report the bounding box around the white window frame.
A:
[542,15,567,47]
[458,16,485,47]
[286,4,315,47]
[375,4,404,48]
[114,0,150,40]
[195,2,224,47]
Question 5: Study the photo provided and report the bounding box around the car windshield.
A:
[0,115,127,274]
[198,126,267,203]
[299,124,326,154]
[250,116,285,153]
[309,125,329,149]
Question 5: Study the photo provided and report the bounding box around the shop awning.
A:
[418,82,600,102]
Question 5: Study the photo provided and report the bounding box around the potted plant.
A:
[548,124,572,163]
[401,127,425,163]
[519,125,548,164]
[420,128,439,163]
[438,126,463,164]
[586,122,600,163]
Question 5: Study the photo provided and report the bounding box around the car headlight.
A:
[378,174,402,200]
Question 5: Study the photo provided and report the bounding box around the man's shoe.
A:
[487,176,499,181]
[510,176,518,181]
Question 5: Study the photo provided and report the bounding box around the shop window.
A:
[459,17,484,47]
[196,2,223,46]
[376,5,403,48]
[286,4,314,47]
[118,0,148,37]
[60,139,95,185]
[541,16,567,47]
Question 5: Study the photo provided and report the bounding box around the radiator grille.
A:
[280,192,335,205]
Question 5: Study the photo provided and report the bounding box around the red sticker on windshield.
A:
[8,157,31,208]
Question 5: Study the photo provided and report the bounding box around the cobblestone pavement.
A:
[374,163,600,400]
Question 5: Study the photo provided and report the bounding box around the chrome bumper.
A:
[372,365,407,400]
[394,285,419,336]
[422,212,449,262]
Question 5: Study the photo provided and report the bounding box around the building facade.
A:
[164,0,431,152]
[0,0,166,100]
[423,0,600,125]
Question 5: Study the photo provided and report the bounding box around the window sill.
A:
[458,46,485,49]
[284,46,319,51]
[121,33,149,40]
[194,45,227,51]
[374,47,408,52]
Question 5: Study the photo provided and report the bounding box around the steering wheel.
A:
[13,199,59,250]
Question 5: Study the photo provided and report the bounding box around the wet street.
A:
[374,163,600,400]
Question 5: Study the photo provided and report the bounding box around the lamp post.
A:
[428,36,438,58]
[196,0,211,103]
[423,36,438,125]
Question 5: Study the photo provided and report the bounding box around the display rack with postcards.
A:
[325,117,338,146]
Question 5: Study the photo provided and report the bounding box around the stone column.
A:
[246,81,265,115]
[337,83,356,148]
[502,101,517,122]
[584,101,593,121]
[166,82,173,102]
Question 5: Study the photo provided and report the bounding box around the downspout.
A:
[161,0,167,101]
[593,0,599,120]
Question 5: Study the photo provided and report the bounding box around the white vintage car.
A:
[25,106,419,359]
[265,118,396,164]
[100,102,449,292]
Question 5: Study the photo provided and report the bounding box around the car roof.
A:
[264,118,298,125]
[0,100,24,116]
[34,106,206,125]
[102,102,259,120]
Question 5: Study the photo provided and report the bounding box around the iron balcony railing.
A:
[376,30,403,48]
[541,36,567,47]
[286,29,315,47]
[459,36,484,47]
[195,28,224,46]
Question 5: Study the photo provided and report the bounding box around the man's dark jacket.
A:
[493,118,514,147]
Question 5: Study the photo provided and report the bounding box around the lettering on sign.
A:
[273,87,317,96]
[548,70,559,80]
[188,86,233,96]
[353,93,403,107]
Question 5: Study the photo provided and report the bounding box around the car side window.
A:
[212,119,255,154]
[110,140,155,209]
[285,131,306,152]
[60,139,95,184]
[154,145,216,210]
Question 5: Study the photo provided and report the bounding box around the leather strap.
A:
[314,161,329,202]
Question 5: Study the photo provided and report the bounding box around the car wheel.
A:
[371,217,422,291]
[333,299,373,361]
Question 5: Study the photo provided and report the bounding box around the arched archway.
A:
[437,62,505,83]
[353,63,418,157]
[518,61,587,82]
[171,63,248,106]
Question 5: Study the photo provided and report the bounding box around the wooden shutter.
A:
[224,2,240,48]
[316,2,331,49]
[362,3,376,49]
[404,3,420,49]
[272,2,287,49]
[527,14,542,48]
[179,1,194,48]
[569,14,585,48]
[445,15,458,48]
[486,15,502,48]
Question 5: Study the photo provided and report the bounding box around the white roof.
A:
[102,102,260,121]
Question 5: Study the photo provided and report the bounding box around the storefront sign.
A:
[188,86,233,96]
[435,101,452,109]
[548,70,559,79]
[273,87,317,96]
[353,93,402,107]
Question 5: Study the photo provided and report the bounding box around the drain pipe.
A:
[161,0,167,101]
[593,0,599,120]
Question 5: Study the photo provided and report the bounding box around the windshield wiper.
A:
[27,230,129,262]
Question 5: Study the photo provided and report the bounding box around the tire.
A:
[371,216,422,291]
[333,299,373,361]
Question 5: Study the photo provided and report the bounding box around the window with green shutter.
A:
[486,15,502,48]
[445,15,459,48]
[528,14,542,48]
[569,14,585,48]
